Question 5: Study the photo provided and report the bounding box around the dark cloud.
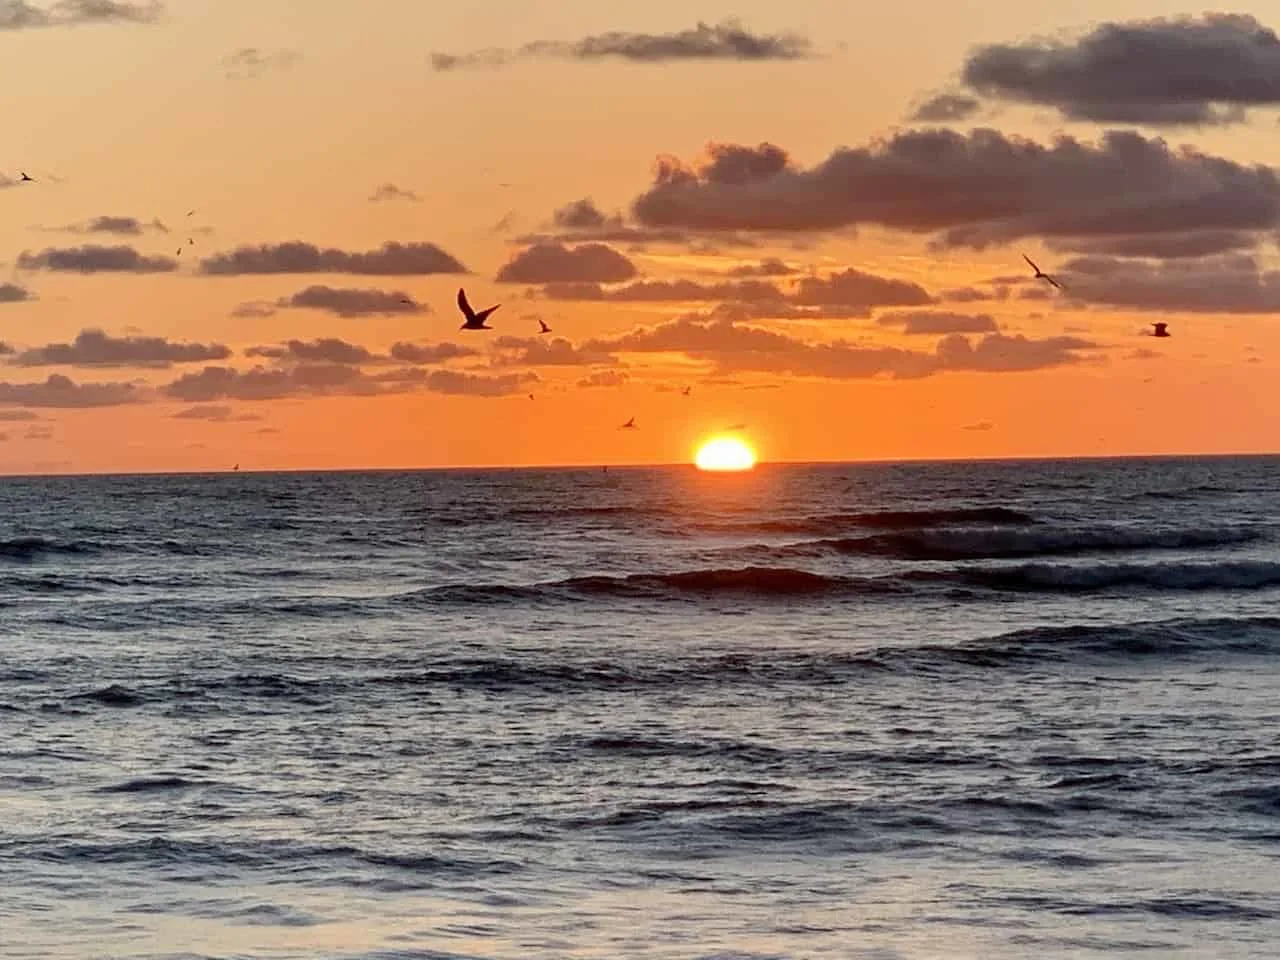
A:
[0,373,138,407]
[275,284,426,317]
[369,183,421,203]
[724,257,796,277]
[171,404,262,422]
[962,14,1280,126]
[0,283,31,303]
[45,215,167,236]
[388,341,478,364]
[496,242,637,283]
[540,277,784,303]
[554,198,618,230]
[628,129,1280,250]
[13,329,230,368]
[17,244,177,273]
[245,338,377,365]
[431,19,811,71]
[490,336,617,367]
[230,301,278,319]
[578,370,629,388]
[910,93,981,122]
[0,0,161,30]
[164,364,372,402]
[940,285,1007,302]
[199,240,466,276]
[1045,230,1259,259]
[792,268,934,311]
[876,310,998,334]
[584,308,1095,380]
[222,47,301,78]
[420,369,538,396]
[1059,253,1280,312]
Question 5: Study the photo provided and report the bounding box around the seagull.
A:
[528,393,535,400]
[1022,254,1063,291]
[457,287,500,330]
[1151,322,1170,338]
[19,171,33,182]
[538,317,551,335]
[620,417,637,430]
[186,210,195,217]
[681,386,692,396]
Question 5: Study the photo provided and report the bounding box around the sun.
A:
[694,436,757,472]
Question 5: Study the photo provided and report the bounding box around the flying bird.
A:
[620,417,637,430]
[457,287,500,330]
[1151,322,1170,338]
[538,317,551,335]
[19,171,33,182]
[1022,254,1062,291]
[681,386,692,396]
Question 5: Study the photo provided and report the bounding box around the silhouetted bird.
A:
[681,386,692,396]
[457,287,499,330]
[1023,254,1062,291]
[19,171,33,182]
[538,318,551,334]
[620,417,637,430]
[1151,322,1170,338]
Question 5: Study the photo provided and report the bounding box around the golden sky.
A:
[3,0,1280,472]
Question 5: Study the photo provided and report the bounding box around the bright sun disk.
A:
[695,436,757,472]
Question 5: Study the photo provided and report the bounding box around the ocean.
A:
[2,456,1278,960]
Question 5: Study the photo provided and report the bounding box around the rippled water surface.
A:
[3,457,1279,959]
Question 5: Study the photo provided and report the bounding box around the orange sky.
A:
[2,1,1279,473]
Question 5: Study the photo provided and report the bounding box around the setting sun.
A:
[694,436,757,472]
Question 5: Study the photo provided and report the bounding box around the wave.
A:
[0,537,98,562]
[792,525,1261,561]
[697,506,1037,536]
[922,560,1280,593]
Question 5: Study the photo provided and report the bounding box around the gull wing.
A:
[457,288,476,321]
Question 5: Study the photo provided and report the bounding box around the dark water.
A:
[2,457,1279,959]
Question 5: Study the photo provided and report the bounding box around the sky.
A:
[3,1,1280,472]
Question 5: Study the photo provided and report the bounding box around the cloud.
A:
[199,240,466,276]
[245,338,377,365]
[0,0,162,30]
[44,215,167,236]
[964,421,994,431]
[164,364,374,402]
[540,277,784,303]
[1059,253,1280,312]
[230,300,278,318]
[223,47,301,78]
[490,336,617,367]
[13,329,230,368]
[628,129,1280,250]
[0,373,138,407]
[578,370,629,388]
[554,198,618,230]
[496,242,637,283]
[1045,230,1259,259]
[962,14,1280,126]
[0,410,38,421]
[791,268,934,310]
[724,257,796,277]
[909,93,981,122]
[24,425,53,440]
[16,244,177,273]
[584,308,1095,380]
[940,285,1006,303]
[369,183,421,203]
[876,310,998,334]
[0,283,31,303]
[431,19,811,71]
[172,404,262,422]
[274,284,426,317]
[420,369,537,396]
[388,341,479,364]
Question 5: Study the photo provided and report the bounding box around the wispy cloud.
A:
[0,0,162,31]
[273,285,427,317]
[200,241,466,276]
[17,244,177,273]
[222,47,301,78]
[368,183,420,203]
[431,19,811,71]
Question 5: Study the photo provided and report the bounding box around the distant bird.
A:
[1151,322,1170,338]
[538,317,551,335]
[233,463,239,471]
[19,171,33,182]
[188,238,194,246]
[186,210,195,217]
[528,393,534,400]
[176,247,182,256]
[1022,254,1062,291]
[620,417,637,430]
[681,386,692,396]
[457,287,499,330]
